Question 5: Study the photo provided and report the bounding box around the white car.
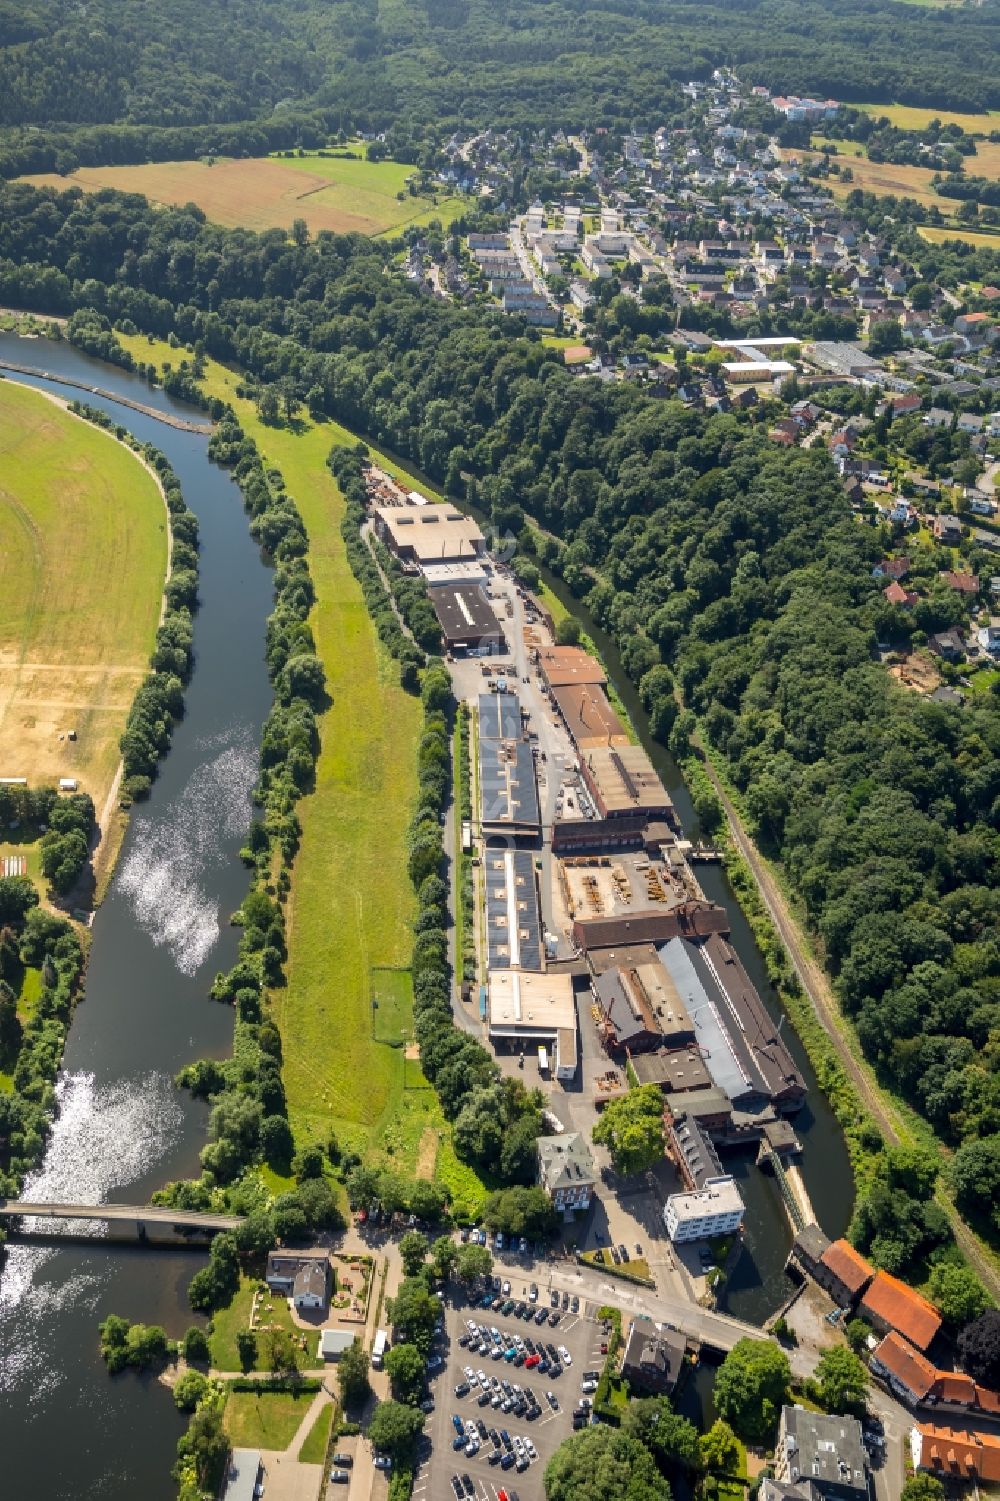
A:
[558,1347,572,1366]
[463,1365,475,1382]
[477,1370,488,1386]
[502,1281,511,1295]
[525,1439,537,1459]
[580,1379,597,1394]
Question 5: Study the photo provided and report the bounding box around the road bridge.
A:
[0,1200,243,1243]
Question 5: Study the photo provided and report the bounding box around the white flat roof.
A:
[721,360,795,375]
[713,336,801,348]
[488,969,577,1036]
[666,1176,744,1222]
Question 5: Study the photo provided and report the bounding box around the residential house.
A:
[265,1249,331,1312]
[884,581,919,607]
[933,514,964,544]
[871,1332,1000,1417]
[940,571,980,596]
[860,1270,942,1352]
[536,1132,596,1217]
[928,627,967,660]
[873,557,911,580]
[913,1423,1000,1487]
[773,1406,868,1500]
[925,408,953,429]
[621,1317,687,1395]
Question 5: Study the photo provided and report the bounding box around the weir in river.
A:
[0,335,274,1501]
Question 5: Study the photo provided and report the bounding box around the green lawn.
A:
[210,1275,304,1373]
[224,1389,315,1450]
[298,1401,335,1463]
[271,149,467,237]
[115,334,487,1194]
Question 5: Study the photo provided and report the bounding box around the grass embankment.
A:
[116,334,487,1211]
[22,150,465,239]
[224,1388,315,1450]
[0,379,167,819]
[298,1402,335,1462]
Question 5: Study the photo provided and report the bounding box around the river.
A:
[0,335,274,1500]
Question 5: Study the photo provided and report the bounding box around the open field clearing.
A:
[787,148,943,207]
[21,153,466,239]
[115,333,487,1212]
[0,381,167,815]
[919,224,1000,248]
[969,139,1000,180]
[855,102,1000,132]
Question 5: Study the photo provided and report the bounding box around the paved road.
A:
[1,1199,242,1230]
[694,749,1000,1304]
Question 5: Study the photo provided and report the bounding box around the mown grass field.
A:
[0,381,167,814]
[116,333,487,1210]
[22,152,465,239]
[224,1388,314,1450]
[788,147,943,208]
[298,1402,335,1463]
[209,1274,303,1373]
[856,102,1000,132]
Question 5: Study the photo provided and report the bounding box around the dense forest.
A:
[1,0,998,150]
[1,183,996,1243]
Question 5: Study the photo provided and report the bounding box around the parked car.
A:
[546,1391,558,1409]
[454,1382,470,1398]
[332,1455,354,1468]
[581,1379,598,1393]
[529,1283,538,1302]
[373,1457,392,1472]
[330,1471,351,1485]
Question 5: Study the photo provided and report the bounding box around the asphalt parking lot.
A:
[413,1286,609,1501]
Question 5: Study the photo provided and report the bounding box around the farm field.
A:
[21,152,466,239]
[115,332,487,1213]
[969,140,1000,181]
[855,103,1000,132]
[786,148,942,207]
[919,224,1000,248]
[0,381,167,817]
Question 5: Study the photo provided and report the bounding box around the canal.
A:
[529,557,856,1324]
[0,335,274,1500]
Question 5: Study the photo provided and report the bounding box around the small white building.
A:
[320,1328,357,1361]
[663,1175,744,1242]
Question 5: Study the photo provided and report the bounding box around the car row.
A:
[451,1412,540,1471]
[454,1370,550,1418]
[476,1292,563,1327]
[458,1321,568,1376]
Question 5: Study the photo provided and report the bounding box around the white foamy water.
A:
[0,1070,184,1397]
[117,724,257,974]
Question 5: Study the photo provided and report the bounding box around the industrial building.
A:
[592,963,670,1054]
[484,848,542,970]
[488,968,578,1079]
[658,934,806,1113]
[538,645,609,689]
[551,680,629,749]
[580,742,675,825]
[373,503,485,565]
[663,1175,745,1242]
[559,851,729,950]
[429,583,504,654]
[478,691,540,835]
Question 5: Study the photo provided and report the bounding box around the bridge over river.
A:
[0,1200,243,1243]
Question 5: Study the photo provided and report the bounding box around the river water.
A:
[0,335,274,1500]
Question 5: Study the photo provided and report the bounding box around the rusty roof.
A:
[819,1238,874,1296]
[873,1332,936,1400]
[861,1270,942,1351]
[917,1423,1000,1484]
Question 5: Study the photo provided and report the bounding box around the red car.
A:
[600,1343,608,1354]
[498,1491,509,1501]
[524,1354,541,1368]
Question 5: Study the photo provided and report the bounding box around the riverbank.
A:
[112,331,486,1207]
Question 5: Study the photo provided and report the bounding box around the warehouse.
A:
[485,848,542,971]
[538,645,608,690]
[428,583,504,654]
[551,680,629,749]
[488,968,578,1079]
[478,691,540,835]
[580,743,676,826]
[373,503,485,565]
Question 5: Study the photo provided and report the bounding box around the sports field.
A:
[0,381,167,817]
[856,103,1000,133]
[22,152,466,239]
[114,333,487,1214]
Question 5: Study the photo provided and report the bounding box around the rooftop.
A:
[781,1406,867,1498]
[485,849,542,970]
[581,742,674,818]
[666,1175,744,1224]
[538,644,608,689]
[551,680,629,748]
[374,503,485,562]
[537,1131,596,1191]
[221,1450,262,1501]
[819,1238,874,1297]
[489,968,577,1036]
[429,584,502,643]
[916,1422,1000,1485]
[861,1270,942,1351]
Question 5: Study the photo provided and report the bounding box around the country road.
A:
[696,751,1000,1305]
